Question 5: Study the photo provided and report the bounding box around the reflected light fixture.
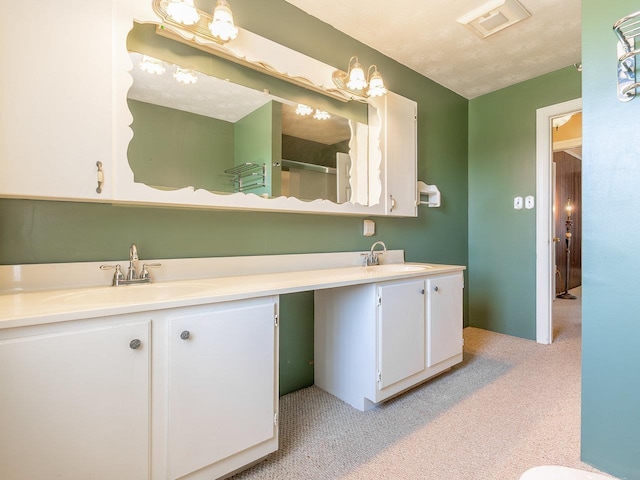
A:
[174,67,198,84]
[295,104,313,116]
[165,0,200,25]
[332,56,387,100]
[140,55,166,75]
[313,109,330,120]
[209,0,238,41]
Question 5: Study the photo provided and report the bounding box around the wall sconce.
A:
[332,56,387,100]
[156,0,238,44]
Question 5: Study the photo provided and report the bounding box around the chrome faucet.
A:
[100,243,161,286]
[127,243,139,281]
[362,241,387,266]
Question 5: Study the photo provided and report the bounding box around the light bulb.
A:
[166,0,200,25]
[209,0,238,41]
[346,59,367,91]
[140,55,165,75]
[295,104,313,116]
[366,69,387,97]
[174,67,198,84]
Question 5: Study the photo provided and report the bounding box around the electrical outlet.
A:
[525,195,535,209]
[363,219,375,236]
[514,197,523,210]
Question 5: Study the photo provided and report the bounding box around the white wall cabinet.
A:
[370,92,418,217]
[0,319,151,480]
[0,0,114,201]
[315,272,463,411]
[1,0,418,217]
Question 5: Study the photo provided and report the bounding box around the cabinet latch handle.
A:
[389,194,396,212]
[96,161,104,194]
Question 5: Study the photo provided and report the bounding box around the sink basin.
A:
[49,282,216,305]
[366,264,432,274]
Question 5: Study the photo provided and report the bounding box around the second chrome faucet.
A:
[362,241,387,266]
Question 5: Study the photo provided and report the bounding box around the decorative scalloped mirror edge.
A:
[112,0,388,216]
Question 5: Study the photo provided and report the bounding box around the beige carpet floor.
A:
[233,287,612,479]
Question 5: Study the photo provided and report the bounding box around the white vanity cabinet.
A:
[315,272,463,411]
[0,296,279,480]
[0,318,151,480]
[161,297,279,480]
[0,0,114,201]
[370,92,418,217]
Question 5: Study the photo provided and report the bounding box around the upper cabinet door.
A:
[0,0,113,200]
[370,92,418,217]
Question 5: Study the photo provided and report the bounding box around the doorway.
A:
[535,98,582,344]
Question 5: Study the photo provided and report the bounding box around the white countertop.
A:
[0,262,464,330]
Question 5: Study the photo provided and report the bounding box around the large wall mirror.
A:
[126,22,374,208]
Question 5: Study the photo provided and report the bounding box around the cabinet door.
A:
[0,321,150,480]
[371,92,418,217]
[427,273,464,367]
[167,298,278,479]
[0,0,113,200]
[377,279,426,390]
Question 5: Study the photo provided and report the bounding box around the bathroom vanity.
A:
[0,251,464,480]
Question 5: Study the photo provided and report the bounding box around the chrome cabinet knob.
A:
[434,286,439,292]
[420,289,425,295]
[180,330,191,340]
[129,339,142,350]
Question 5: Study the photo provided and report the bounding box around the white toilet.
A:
[520,466,617,480]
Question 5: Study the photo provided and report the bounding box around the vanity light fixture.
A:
[209,0,238,41]
[332,56,387,100]
[313,109,330,120]
[165,0,200,25]
[155,0,238,45]
[139,55,166,75]
[295,104,313,116]
[173,67,198,84]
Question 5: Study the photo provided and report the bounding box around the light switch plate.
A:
[514,197,523,210]
[363,219,375,236]
[525,195,535,209]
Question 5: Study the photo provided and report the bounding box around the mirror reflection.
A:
[127,51,370,205]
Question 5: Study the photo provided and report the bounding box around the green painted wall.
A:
[581,0,640,477]
[234,101,280,196]
[468,67,581,339]
[0,0,468,395]
[128,99,235,192]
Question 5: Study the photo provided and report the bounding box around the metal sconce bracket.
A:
[614,10,640,102]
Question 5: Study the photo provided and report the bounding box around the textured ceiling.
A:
[284,0,581,99]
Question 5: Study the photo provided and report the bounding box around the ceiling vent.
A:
[457,0,531,38]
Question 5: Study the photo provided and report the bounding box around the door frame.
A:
[535,98,582,344]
